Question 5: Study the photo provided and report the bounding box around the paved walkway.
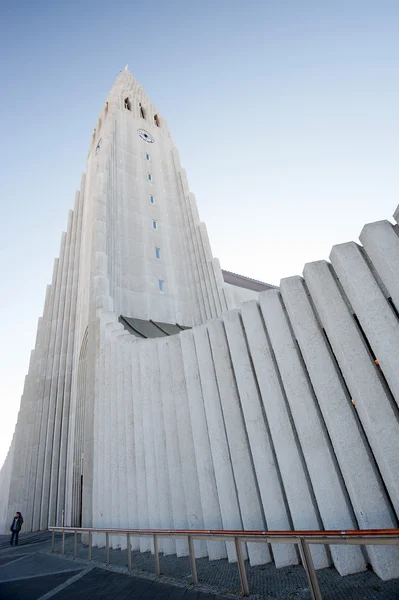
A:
[0,534,223,600]
[1,532,399,599]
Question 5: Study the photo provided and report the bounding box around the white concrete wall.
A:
[87,204,399,579]
[85,207,399,579]
[84,201,399,578]
[2,68,399,582]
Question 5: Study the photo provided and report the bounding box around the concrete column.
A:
[131,339,151,552]
[169,336,207,558]
[41,217,72,529]
[102,321,116,532]
[116,329,130,549]
[194,222,216,319]
[279,275,397,569]
[23,318,45,527]
[199,223,221,317]
[193,325,243,563]
[330,242,399,408]
[140,340,161,550]
[186,193,212,321]
[268,280,366,575]
[93,312,114,541]
[256,292,330,570]
[91,314,100,538]
[35,232,65,530]
[208,317,270,566]
[0,441,15,533]
[303,260,399,580]
[25,285,52,530]
[123,337,139,549]
[16,345,34,525]
[32,261,58,531]
[110,325,125,546]
[49,210,76,525]
[180,330,227,560]
[124,338,138,547]
[212,258,228,312]
[174,182,202,325]
[359,220,399,311]
[174,187,206,325]
[149,340,175,555]
[58,190,84,526]
[102,319,115,522]
[10,372,30,526]
[158,337,189,556]
[229,302,299,568]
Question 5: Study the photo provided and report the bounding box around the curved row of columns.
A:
[91,209,399,581]
[1,206,399,584]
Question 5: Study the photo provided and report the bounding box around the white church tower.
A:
[85,67,231,328]
[0,68,253,536]
[2,68,399,583]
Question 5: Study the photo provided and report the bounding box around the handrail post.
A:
[106,532,110,566]
[51,529,55,553]
[127,533,132,570]
[234,537,249,596]
[88,531,92,561]
[153,534,161,577]
[62,530,65,555]
[74,531,78,558]
[188,535,198,585]
[298,539,323,600]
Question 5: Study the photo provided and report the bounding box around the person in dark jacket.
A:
[10,512,23,546]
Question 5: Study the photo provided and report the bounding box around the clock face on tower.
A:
[137,129,154,143]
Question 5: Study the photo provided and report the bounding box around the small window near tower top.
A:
[155,247,161,259]
[158,279,164,292]
[95,139,102,155]
[147,173,152,181]
[124,97,131,111]
[139,103,146,119]
[152,220,158,230]
[149,195,155,204]
[154,114,160,127]
[145,153,150,161]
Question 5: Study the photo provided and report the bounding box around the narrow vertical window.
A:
[158,279,164,292]
[124,97,131,111]
[152,220,157,230]
[149,195,155,204]
[146,153,150,160]
[155,247,161,259]
[147,173,152,181]
[139,103,146,119]
[154,114,160,127]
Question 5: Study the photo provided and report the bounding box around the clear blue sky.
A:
[1,0,399,466]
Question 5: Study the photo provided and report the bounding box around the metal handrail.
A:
[49,526,399,600]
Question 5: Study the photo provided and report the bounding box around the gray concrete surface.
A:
[2,531,399,599]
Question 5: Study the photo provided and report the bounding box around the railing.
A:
[49,526,399,600]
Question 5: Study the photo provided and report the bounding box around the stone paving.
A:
[1,532,399,599]
[57,534,399,599]
[0,533,224,600]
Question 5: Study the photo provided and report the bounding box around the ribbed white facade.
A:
[1,69,399,581]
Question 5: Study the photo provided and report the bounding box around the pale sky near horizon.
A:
[1,0,399,467]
